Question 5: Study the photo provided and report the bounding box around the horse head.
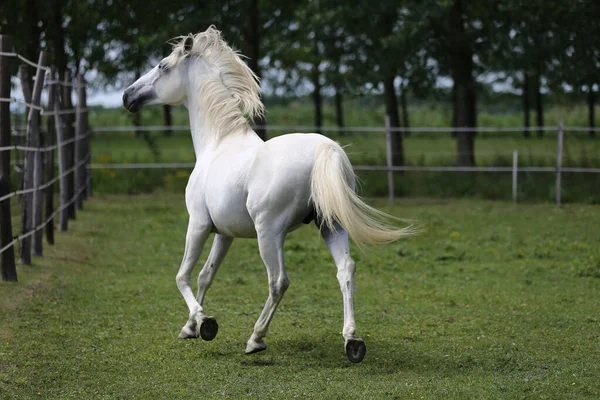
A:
[122,36,195,113]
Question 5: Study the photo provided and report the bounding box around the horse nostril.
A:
[122,90,130,107]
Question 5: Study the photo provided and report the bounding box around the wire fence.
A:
[0,35,91,282]
[89,120,599,204]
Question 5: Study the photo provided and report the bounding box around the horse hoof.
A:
[199,317,218,341]
[178,325,198,339]
[245,338,267,354]
[345,338,366,363]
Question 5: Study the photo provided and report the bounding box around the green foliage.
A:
[1,195,599,398]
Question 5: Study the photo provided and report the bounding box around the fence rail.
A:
[90,124,600,134]
[91,120,597,204]
[0,35,91,282]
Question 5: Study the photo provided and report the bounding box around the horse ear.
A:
[183,37,194,55]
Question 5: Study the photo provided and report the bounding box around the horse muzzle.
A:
[122,86,157,113]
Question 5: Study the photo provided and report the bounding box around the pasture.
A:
[1,193,599,398]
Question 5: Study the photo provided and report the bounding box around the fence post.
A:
[512,150,518,202]
[13,112,23,188]
[54,86,68,232]
[45,69,56,245]
[385,115,395,204]
[18,67,33,264]
[0,35,17,281]
[75,74,87,209]
[31,52,47,257]
[80,74,91,201]
[19,52,47,263]
[62,71,76,220]
[556,120,563,206]
[17,66,31,193]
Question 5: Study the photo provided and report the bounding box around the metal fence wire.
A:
[0,35,91,282]
[90,121,599,206]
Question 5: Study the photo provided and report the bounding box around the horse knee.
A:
[175,273,188,290]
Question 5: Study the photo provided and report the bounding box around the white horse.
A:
[123,26,413,363]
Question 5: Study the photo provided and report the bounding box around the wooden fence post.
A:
[19,51,47,263]
[385,115,395,204]
[556,120,564,206]
[54,86,68,232]
[18,66,33,264]
[0,35,17,281]
[75,74,87,210]
[13,112,23,188]
[62,71,76,221]
[80,74,91,201]
[17,64,31,195]
[45,69,56,245]
[31,52,47,257]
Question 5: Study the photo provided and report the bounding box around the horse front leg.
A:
[321,223,366,363]
[193,234,233,340]
[245,232,289,354]
[176,218,211,339]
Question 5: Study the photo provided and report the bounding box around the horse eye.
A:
[158,63,167,71]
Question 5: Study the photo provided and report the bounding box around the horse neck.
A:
[186,98,213,158]
[186,94,260,159]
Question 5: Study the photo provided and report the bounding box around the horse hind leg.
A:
[245,232,289,354]
[321,222,366,363]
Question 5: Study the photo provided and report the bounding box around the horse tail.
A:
[310,141,416,246]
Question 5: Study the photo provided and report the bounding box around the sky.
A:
[88,89,123,107]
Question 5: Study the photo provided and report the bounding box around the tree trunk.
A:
[523,70,530,138]
[400,83,409,136]
[244,0,266,141]
[312,62,323,134]
[450,0,476,166]
[334,85,344,136]
[163,105,172,136]
[23,0,41,89]
[588,85,595,138]
[535,70,544,138]
[383,75,404,166]
[51,0,67,81]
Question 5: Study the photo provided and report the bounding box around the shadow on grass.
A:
[242,333,494,378]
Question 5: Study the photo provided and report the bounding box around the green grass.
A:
[1,194,599,398]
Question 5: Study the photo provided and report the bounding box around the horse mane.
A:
[165,26,264,138]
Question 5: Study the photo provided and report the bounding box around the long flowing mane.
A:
[165,26,264,138]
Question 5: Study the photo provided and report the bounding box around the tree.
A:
[426,0,501,166]
[556,0,600,137]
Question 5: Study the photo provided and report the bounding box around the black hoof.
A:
[199,317,218,341]
[346,339,366,363]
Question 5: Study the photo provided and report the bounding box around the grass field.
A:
[1,194,599,398]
